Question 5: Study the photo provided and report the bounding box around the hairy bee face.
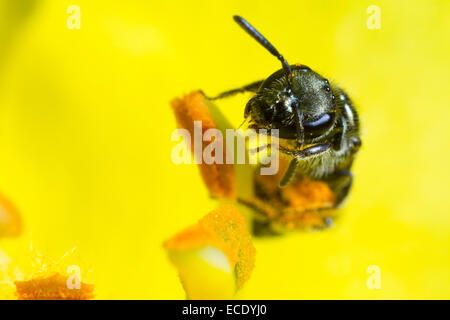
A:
[245,65,337,141]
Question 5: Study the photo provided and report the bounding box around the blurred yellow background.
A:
[0,0,449,299]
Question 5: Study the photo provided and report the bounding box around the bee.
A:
[202,16,362,234]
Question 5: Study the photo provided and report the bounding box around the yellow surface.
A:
[0,0,449,299]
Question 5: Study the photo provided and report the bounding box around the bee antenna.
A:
[234,15,303,146]
[233,15,293,84]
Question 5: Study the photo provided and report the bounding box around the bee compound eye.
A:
[303,112,335,137]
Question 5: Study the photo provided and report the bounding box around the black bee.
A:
[202,16,362,233]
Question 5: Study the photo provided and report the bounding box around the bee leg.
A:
[279,158,299,187]
[278,143,331,187]
[278,143,331,158]
[248,143,271,155]
[237,197,283,236]
[199,80,264,100]
[327,169,353,206]
[273,207,338,232]
[252,220,283,236]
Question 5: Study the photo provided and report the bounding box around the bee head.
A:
[245,65,337,141]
